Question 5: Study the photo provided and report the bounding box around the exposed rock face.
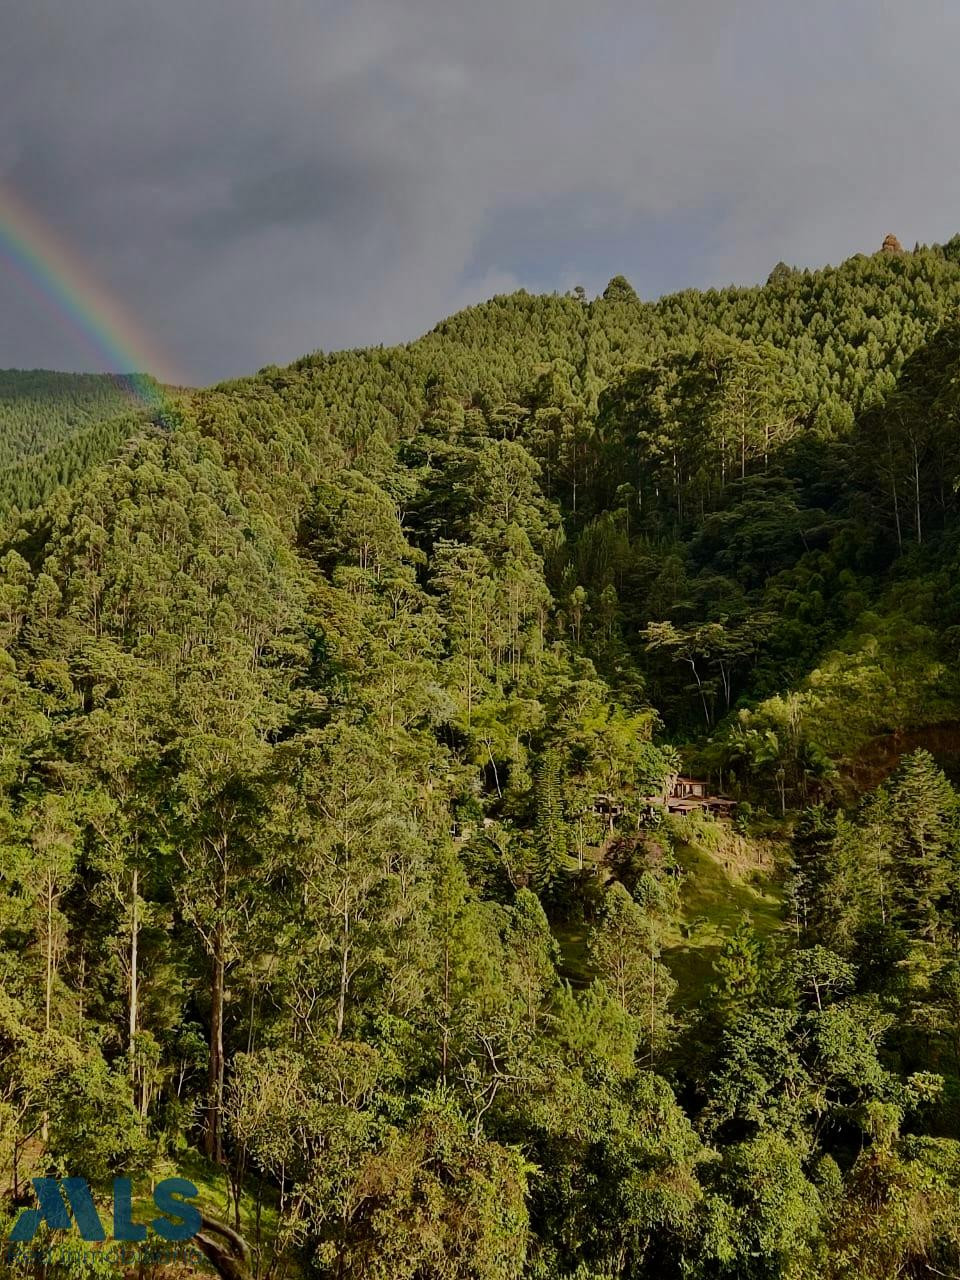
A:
[881,233,904,254]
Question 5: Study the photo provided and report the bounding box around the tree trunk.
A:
[206,926,225,1163]
[45,875,54,1034]
[914,444,922,544]
[886,427,902,550]
[486,743,502,798]
[194,1214,252,1280]
[649,949,656,1063]
[336,912,350,1039]
[129,868,139,1087]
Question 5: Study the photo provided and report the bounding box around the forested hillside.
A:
[0,369,172,515]
[5,241,960,1278]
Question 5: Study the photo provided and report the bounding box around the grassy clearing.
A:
[135,1147,281,1254]
[555,918,591,987]
[664,836,785,1005]
[553,818,787,1007]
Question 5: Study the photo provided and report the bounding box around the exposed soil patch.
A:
[846,722,960,792]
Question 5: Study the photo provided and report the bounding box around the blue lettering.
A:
[112,1178,146,1242]
[151,1178,201,1241]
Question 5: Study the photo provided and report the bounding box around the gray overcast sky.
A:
[1,0,959,384]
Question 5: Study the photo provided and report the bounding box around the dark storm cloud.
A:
[2,0,960,381]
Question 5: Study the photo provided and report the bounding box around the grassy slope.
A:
[665,834,784,1003]
[555,817,786,1005]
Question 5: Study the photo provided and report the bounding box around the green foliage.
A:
[0,370,175,516]
[0,369,147,468]
[6,241,960,1276]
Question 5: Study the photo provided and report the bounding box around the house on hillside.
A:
[640,773,737,819]
[672,775,707,800]
[586,776,737,829]
[593,793,625,830]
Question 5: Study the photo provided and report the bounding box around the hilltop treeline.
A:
[0,369,157,465]
[3,244,960,1276]
[0,369,173,516]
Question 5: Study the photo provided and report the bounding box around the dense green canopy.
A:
[5,242,960,1277]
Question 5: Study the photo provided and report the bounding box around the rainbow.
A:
[0,181,184,408]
